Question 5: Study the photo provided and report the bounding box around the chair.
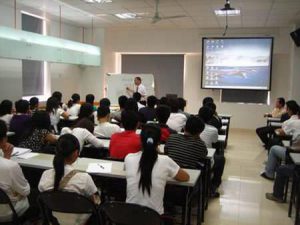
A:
[100,201,161,225]
[0,188,21,225]
[38,191,100,225]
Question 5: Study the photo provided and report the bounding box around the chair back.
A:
[0,187,20,224]
[38,191,100,224]
[100,201,161,225]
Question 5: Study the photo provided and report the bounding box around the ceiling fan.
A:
[146,0,187,24]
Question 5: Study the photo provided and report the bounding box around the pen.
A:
[98,163,104,169]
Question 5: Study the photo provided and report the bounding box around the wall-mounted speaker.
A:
[290,28,300,47]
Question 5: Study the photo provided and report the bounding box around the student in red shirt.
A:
[156,105,177,143]
[109,110,141,159]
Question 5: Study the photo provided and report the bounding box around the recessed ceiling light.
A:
[214,9,240,16]
[115,13,137,19]
[83,0,112,3]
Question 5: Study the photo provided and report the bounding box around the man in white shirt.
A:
[94,106,121,138]
[127,76,147,101]
[166,98,187,132]
[0,120,30,222]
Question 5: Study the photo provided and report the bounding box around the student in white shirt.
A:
[52,91,68,111]
[0,120,30,222]
[67,93,81,117]
[61,118,103,152]
[94,106,121,138]
[127,76,147,101]
[166,98,187,132]
[0,100,13,130]
[125,123,189,215]
[39,134,100,225]
[46,97,69,133]
[198,106,218,148]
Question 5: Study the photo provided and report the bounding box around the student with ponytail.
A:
[67,93,81,117]
[38,134,99,225]
[125,123,189,215]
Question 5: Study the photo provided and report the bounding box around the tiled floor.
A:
[203,129,294,225]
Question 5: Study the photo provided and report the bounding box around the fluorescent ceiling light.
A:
[215,9,240,16]
[115,13,137,19]
[83,0,112,3]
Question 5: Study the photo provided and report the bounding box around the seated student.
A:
[99,98,111,108]
[0,120,31,222]
[19,111,57,152]
[202,96,214,106]
[67,93,81,117]
[265,163,295,203]
[205,102,222,131]
[155,105,176,143]
[133,92,145,110]
[165,116,208,168]
[198,106,218,148]
[9,100,31,144]
[29,97,39,114]
[139,95,157,123]
[38,134,100,225]
[46,97,69,133]
[261,134,300,180]
[125,123,189,215]
[264,97,286,118]
[266,100,299,149]
[166,98,187,132]
[77,103,94,124]
[61,118,103,152]
[109,110,141,159]
[158,97,168,106]
[0,100,13,129]
[52,91,68,111]
[124,98,139,112]
[94,106,121,138]
[256,99,294,148]
[85,94,97,111]
[178,97,190,119]
[111,95,128,123]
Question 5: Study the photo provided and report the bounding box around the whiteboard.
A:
[105,73,155,105]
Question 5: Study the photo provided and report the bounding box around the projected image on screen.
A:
[202,38,273,90]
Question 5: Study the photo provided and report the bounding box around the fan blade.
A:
[161,15,187,19]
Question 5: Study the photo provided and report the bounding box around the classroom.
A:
[0,0,300,225]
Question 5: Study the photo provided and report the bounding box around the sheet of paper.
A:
[16,153,39,159]
[86,163,112,173]
[12,147,32,156]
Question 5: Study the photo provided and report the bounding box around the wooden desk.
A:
[13,153,202,225]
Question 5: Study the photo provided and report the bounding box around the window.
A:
[21,12,48,100]
[221,89,269,104]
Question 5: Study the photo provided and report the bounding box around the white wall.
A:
[102,27,293,129]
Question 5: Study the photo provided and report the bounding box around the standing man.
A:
[126,76,147,102]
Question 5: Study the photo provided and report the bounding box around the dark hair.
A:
[147,96,157,108]
[121,110,139,130]
[97,106,110,118]
[52,91,62,103]
[205,102,216,114]
[86,94,95,105]
[185,116,204,136]
[135,77,141,82]
[168,98,179,113]
[46,97,59,113]
[133,92,142,102]
[74,118,94,133]
[53,134,80,191]
[202,97,214,106]
[198,106,214,123]
[15,99,29,114]
[0,100,13,116]
[125,98,138,112]
[156,105,171,124]
[68,93,80,108]
[177,98,186,111]
[99,98,111,107]
[159,97,168,105]
[118,95,128,109]
[0,120,7,140]
[286,100,299,115]
[31,110,51,130]
[139,123,161,196]
[277,97,285,107]
[78,103,93,119]
[29,97,39,110]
